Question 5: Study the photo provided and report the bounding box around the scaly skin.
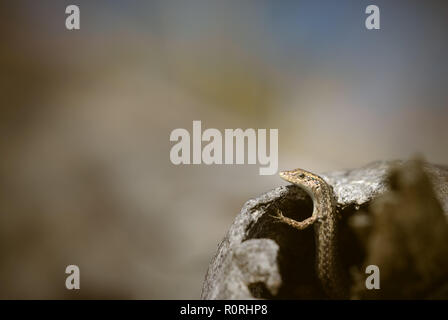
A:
[273,168,348,299]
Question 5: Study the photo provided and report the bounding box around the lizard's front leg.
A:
[272,208,317,230]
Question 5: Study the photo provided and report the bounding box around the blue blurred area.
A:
[22,0,447,112]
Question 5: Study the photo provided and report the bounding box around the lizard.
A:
[272,168,349,299]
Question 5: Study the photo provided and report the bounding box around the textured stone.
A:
[201,160,448,299]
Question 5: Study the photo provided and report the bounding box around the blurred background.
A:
[0,0,447,298]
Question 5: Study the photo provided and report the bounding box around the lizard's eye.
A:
[298,173,305,178]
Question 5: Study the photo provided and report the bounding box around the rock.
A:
[352,159,448,299]
[201,160,448,299]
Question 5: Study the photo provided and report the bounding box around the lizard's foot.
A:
[271,208,316,230]
[271,207,286,220]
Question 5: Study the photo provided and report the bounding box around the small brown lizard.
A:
[273,168,349,299]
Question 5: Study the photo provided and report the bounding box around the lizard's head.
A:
[279,168,321,193]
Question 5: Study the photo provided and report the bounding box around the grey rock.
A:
[201,160,448,299]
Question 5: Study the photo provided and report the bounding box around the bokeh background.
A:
[0,0,447,298]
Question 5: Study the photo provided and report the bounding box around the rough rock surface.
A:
[201,160,448,299]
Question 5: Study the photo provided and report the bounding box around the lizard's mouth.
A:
[279,170,292,180]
